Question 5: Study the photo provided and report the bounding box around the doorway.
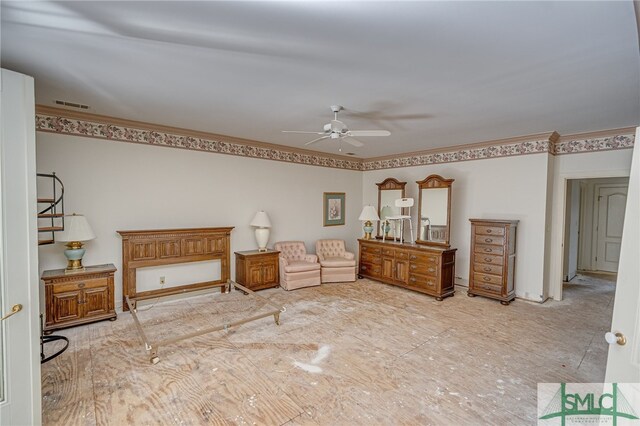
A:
[563,177,629,282]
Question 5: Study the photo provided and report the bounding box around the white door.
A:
[605,127,640,383]
[0,69,41,424]
[595,185,628,272]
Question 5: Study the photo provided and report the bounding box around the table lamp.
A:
[358,205,380,239]
[56,213,96,271]
[250,210,271,251]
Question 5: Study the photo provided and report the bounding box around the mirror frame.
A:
[375,178,407,239]
[416,174,454,248]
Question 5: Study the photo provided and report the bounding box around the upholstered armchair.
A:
[273,241,321,290]
[315,239,357,283]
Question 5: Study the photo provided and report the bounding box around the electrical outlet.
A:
[160,276,165,285]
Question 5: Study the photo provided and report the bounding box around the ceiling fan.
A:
[282,105,391,150]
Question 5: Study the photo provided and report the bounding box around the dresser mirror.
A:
[416,175,454,247]
[376,178,406,239]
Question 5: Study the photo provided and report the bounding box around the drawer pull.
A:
[483,276,490,282]
[410,277,416,282]
[484,248,492,252]
[410,265,417,270]
[410,255,417,260]
[78,282,86,288]
[428,268,435,273]
[483,267,491,272]
[484,257,493,262]
[482,285,494,291]
[362,266,367,270]
[486,229,492,233]
[485,238,492,243]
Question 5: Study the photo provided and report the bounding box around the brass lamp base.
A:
[64,241,87,271]
[363,220,374,240]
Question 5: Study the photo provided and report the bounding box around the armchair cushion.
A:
[284,260,321,273]
[320,256,356,268]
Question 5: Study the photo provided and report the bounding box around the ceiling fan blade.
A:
[305,135,330,146]
[282,130,326,134]
[348,130,391,137]
[343,136,364,147]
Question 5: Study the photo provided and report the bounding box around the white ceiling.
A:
[2,1,639,158]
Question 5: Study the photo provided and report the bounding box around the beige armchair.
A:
[273,241,321,290]
[315,239,357,283]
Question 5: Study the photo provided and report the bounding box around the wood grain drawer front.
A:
[182,238,205,256]
[408,252,438,264]
[52,278,108,294]
[408,274,437,290]
[474,272,503,286]
[360,262,381,276]
[475,226,505,236]
[409,262,439,277]
[158,239,181,258]
[474,281,503,295]
[361,252,381,264]
[131,240,156,261]
[475,253,504,266]
[477,235,505,246]
[474,244,504,256]
[395,251,409,260]
[473,262,503,276]
[361,244,381,255]
[382,248,396,257]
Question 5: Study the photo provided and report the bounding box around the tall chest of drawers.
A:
[358,239,456,301]
[468,219,518,305]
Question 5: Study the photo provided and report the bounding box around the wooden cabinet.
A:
[358,239,457,300]
[235,249,280,291]
[468,219,518,304]
[42,264,117,332]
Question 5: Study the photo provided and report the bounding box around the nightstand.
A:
[234,249,280,291]
[41,263,117,333]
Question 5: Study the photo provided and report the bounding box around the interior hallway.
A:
[41,273,615,425]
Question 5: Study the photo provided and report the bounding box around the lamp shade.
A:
[56,214,96,242]
[250,210,271,228]
[358,205,380,222]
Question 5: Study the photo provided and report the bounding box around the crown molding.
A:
[35,106,635,171]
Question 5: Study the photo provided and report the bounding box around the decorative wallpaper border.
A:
[361,139,553,170]
[35,114,363,171]
[552,134,635,155]
[35,110,635,171]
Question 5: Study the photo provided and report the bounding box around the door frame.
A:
[550,169,630,301]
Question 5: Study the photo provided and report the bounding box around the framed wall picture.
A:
[323,192,345,226]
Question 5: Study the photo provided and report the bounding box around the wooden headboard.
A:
[117,227,234,311]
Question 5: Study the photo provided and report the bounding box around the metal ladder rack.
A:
[37,172,64,245]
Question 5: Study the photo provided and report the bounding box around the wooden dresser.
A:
[358,239,457,300]
[235,249,280,291]
[42,263,117,333]
[468,219,518,305]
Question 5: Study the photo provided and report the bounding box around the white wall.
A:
[36,133,362,310]
[547,149,633,300]
[363,154,550,302]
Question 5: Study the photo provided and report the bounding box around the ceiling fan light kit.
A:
[283,105,391,150]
